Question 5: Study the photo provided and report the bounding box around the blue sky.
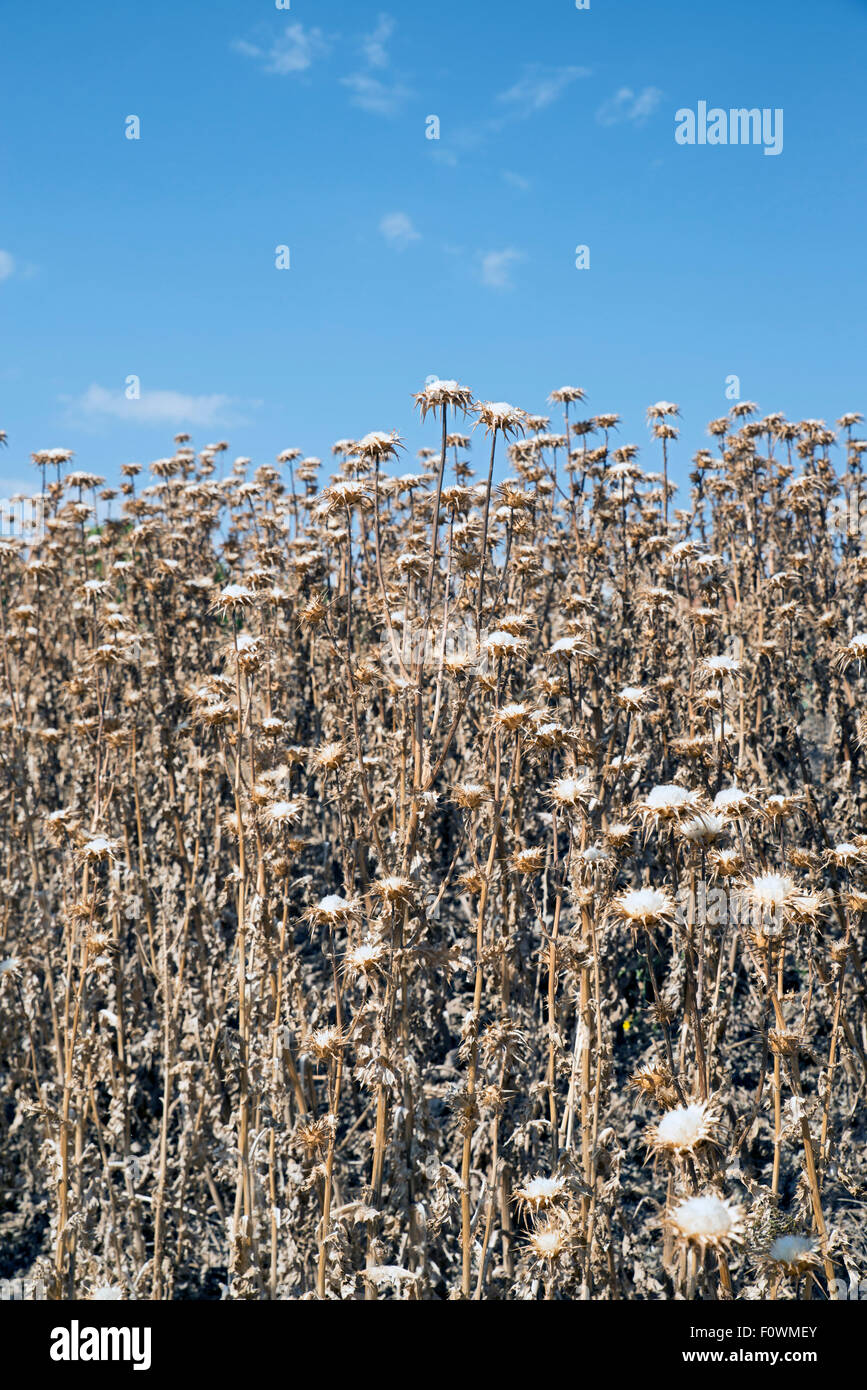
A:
[1,0,866,495]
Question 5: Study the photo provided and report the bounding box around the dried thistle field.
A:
[2,386,867,1301]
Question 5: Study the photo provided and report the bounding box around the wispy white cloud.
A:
[66,385,249,428]
[0,250,16,282]
[435,65,590,165]
[479,248,523,291]
[362,13,395,70]
[429,146,459,168]
[234,14,408,114]
[497,65,590,119]
[596,85,663,126]
[342,12,409,116]
[502,170,531,192]
[341,72,409,115]
[379,212,421,250]
[232,23,330,76]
